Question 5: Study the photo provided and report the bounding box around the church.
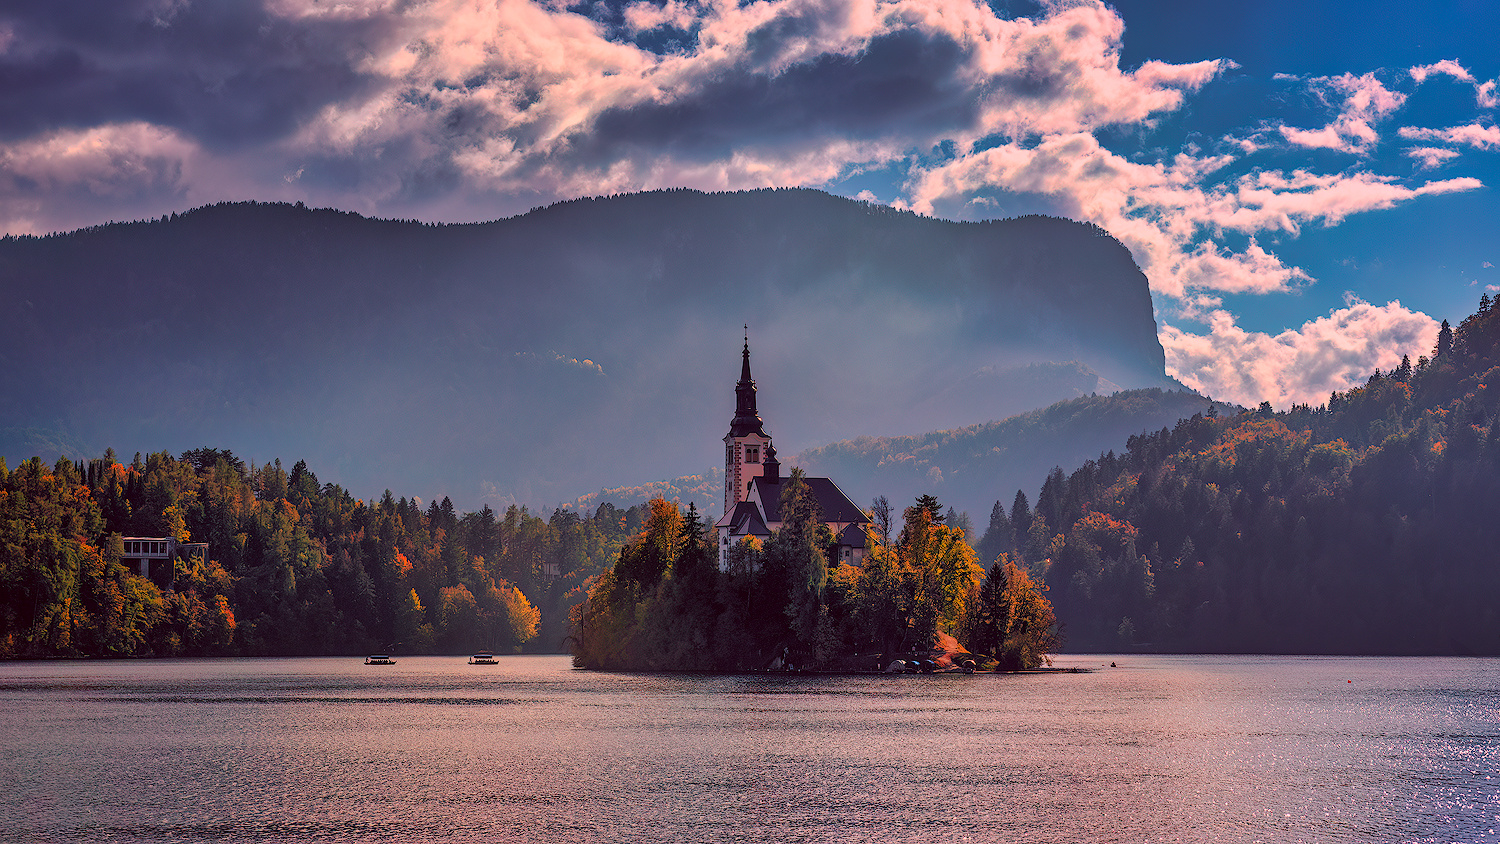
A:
[714,338,870,570]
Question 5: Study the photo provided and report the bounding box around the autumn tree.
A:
[896,499,982,647]
[965,558,1058,670]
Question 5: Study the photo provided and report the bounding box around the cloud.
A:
[1277,73,1405,155]
[1160,299,1438,408]
[1398,123,1500,150]
[515,350,606,376]
[0,122,201,233]
[0,1,396,148]
[1405,146,1461,169]
[1410,60,1473,85]
[1479,80,1499,109]
[900,131,1478,296]
[621,0,700,34]
[1410,59,1498,108]
[1223,169,1480,231]
[0,0,1235,233]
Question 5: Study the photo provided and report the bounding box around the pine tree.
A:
[1010,490,1032,545]
[1394,354,1413,382]
[975,500,1015,566]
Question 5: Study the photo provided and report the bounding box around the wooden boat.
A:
[365,654,396,665]
[469,652,498,665]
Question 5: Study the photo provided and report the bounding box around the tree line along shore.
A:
[6,295,1500,661]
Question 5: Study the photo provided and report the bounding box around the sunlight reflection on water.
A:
[1,655,1498,843]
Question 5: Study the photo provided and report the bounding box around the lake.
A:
[1,654,1497,843]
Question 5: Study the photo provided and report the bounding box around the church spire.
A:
[729,330,765,438]
[740,330,753,382]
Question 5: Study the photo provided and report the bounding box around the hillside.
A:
[1003,297,1500,654]
[1,189,1174,514]
[0,447,649,658]
[794,388,1221,523]
[558,387,1215,523]
[563,469,724,517]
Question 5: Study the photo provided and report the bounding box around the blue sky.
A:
[3,0,1496,408]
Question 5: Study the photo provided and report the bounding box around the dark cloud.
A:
[582,30,974,163]
[0,0,397,148]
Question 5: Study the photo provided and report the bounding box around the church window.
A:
[746,446,760,463]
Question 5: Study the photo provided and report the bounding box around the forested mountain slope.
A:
[795,388,1220,523]
[0,448,645,657]
[561,388,1217,522]
[986,297,1500,654]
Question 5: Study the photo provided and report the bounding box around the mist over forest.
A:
[2,188,1177,516]
[7,298,1495,659]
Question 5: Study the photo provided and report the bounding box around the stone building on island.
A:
[714,338,870,570]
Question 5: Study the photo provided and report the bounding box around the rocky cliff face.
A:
[1,188,1172,511]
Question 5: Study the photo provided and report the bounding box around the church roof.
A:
[715,500,771,535]
[751,476,869,525]
[835,523,868,549]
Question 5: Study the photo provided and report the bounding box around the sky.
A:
[3,0,1497,409]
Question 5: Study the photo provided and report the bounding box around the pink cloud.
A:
[900,132,1479,297]
[1222,170,1481,232]
[1409,59,1498,108]
[1398,123,1500,150]
[1405,146,1461,169]
[1161,299,1439,407]
[622,0,700,33]
[1410,60,1473,85]
[1478,80,1499,109]
[3,0,1240,234]
[1277,73,1405,155]
[0,123,205,234]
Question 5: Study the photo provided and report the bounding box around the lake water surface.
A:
[2,654,1497,843]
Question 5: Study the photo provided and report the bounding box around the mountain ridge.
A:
[564,386,1221,524]
[2,188,1176,512]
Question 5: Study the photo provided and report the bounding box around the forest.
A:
[0,445,1058,669]
[9,297,1498,661]
[0,449,647,658]
[568,478,1057,672]
[975,295,1500,654]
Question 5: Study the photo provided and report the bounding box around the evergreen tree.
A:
[1393,354,1413,382]
[975,500,1015,566]
[913,494,943,523]
[1010,490,1032,544]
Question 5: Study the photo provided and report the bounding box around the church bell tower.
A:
[725,333,772,516]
